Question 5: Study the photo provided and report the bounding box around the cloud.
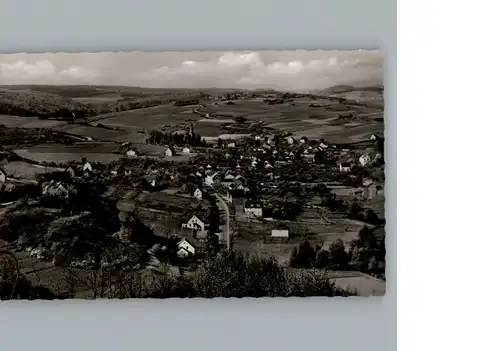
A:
[0,51,383,91]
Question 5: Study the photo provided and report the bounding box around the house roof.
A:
[274,223,290,230]
[178,237,196,248]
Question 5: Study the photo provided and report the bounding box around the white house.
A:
[42,181,69,198]
[83,162,92,173]
[194,188,203,200]
[370,134,378,141]
[182,147,191,154]
[126,149,137,157]
[182,215,208,232]
[177,238,196,258]
[271,224,290,238]
[205,172,219,186]
[227,142,236,148]
[300,137,308,144]
[359,154,371,167]
[244,202,263,218]
[319,142,328,149]
[224,173,235,181]
[0,168,6,183]
[165,148,173,157]
[287,136,296,145]
[264,161,273,169]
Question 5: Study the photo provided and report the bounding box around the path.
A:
[211,189,231,250]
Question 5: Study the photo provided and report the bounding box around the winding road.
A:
[213,191,231,250]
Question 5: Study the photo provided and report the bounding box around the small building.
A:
[126,148,138,157]
[370,134,378,141]
[359,154,371,167]
[194,188,203,200]
[42,181,69,198]
[303,154,315,163]
[182,147,191,154]
[165,148,173,157]
[177,238,196,258]
[205,172,219,186]
[319,142,328,149]
[181,215,209,232]
[244,201,263,218]
[227,142,236,148]
[0,168,6,183]
[271,224,290,238]
[300,136,308,144]
[287,136,296,145]
[83,162,92,173]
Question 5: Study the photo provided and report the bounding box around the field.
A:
[2,161,63,180]
[12,142,123,164]
[233,214,367,264]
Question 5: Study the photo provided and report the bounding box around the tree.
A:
[315,250,330,269]
[289,241,316,268]
[235,116,247,124]
[328,239,350,270]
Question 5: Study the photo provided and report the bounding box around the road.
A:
[212,190,231,250]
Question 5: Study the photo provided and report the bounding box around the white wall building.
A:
[126,149,137,157]
[271,225,290,238]
[0,168,6,183]
[194,188,203,200]
[83,162,92,172]
[359,154,371,167]
[182,147,191,154]
[181,215,208,232]
[177,238,196,255]
[165,148,173,157]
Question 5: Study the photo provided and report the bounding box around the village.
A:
[0,80,386,297]
[0,116,385,296]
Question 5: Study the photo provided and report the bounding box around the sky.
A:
[0,50,383,91]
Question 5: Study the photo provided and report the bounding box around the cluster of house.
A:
[125,146,191,158]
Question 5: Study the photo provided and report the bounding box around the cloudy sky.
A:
[0,50,383,91]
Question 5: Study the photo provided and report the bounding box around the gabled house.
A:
[224,173,235,181]
[126,148,138,157]
[227,142,236,148]
[287,136,296,145]
[0,168,6,183]
[83,162,92,173]
[64,166,76,178]
[165,147,173,157]
[319,142,328,149]
[370,134,378,141]
[181,214,209,233]
[194,188,203,200]
[271,224,290,238]
[42,181,69,198]
[359,154,371,167]
[205,172,219,186]
[182,147,191,154]
[177,238,196,258]
[300,136,308,144]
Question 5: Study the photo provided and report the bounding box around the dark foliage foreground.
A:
[1,250,355,300]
